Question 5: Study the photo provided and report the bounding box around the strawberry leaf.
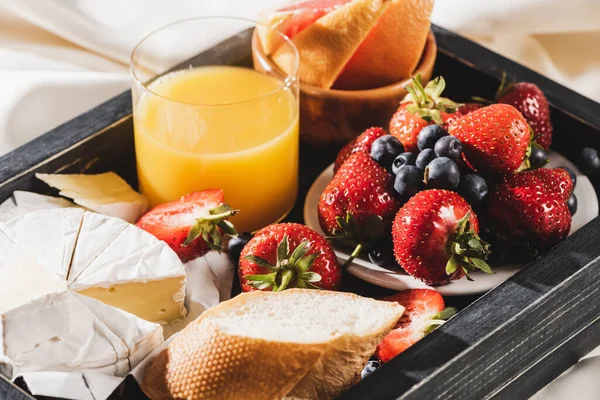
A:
[217,220,238,237]
[243,255,276,270]
[277,235,289,267]
[296,253,319,273]
[274,270,294,292]
[467,257,493,274]
[446,254,460,275]
[300,271,322,283]
[288,241,310,266]
[245,272,277,290]
[183,222,204,247]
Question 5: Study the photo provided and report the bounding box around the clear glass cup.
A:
[131,17,299,233]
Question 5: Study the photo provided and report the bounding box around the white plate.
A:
[304,151,599,296]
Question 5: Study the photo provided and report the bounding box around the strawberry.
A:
[497,81,553,150]
[334,127,386,173]
[445,102,483,127]
[239,223,341,292]
[486,168,573,253]
[319,152,401,264]
[389,75,459,152]
[448,103,532,176]
[136,189,238,262]
[376,289,456,362]
[392,190,492,285]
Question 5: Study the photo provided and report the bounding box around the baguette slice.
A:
[141,289,404,400]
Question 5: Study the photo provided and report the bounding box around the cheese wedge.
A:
[0,253,163,379]
[0,191,76,223]
[0,209,186,325]
[36,172,148,223]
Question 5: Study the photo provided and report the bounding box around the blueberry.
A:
[434,136,463,161]
[415,148,437,169]
[458,174,488,205]
[425,157,460,189]
[529,146,548,168]
[362,360,381,379]
[227,233,252,265]
[417,125,448,151]
[560,166,577,186]
[394,165,424,198]
[567,193,578,215]
[371,135,405,172]
[368,239,395,266]
[579,148,600,177]
[392,152,417,174]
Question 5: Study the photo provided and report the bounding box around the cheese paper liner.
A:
[0,192,235,400]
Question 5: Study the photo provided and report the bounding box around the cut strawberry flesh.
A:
[137,189,224,236]
[377,289,446,362]
[277,0,351,39]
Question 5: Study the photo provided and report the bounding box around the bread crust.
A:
[141,290,403,400]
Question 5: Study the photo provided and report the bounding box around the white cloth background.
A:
[0,1,599,398]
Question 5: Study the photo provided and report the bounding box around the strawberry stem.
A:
[342,243,362,269]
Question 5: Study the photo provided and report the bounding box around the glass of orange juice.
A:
[130,17,299,233]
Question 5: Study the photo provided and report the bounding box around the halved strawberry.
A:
[136,189,238,262]
[376,289,456,362]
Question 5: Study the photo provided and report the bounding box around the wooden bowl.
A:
[252,30,437,146]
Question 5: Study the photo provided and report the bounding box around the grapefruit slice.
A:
[272,0,390,89]
[257,0,351,55]
[334,0,434,89]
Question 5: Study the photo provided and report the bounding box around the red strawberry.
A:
[376,289,456,362]
[389,75,459,152]
[239,223,341,292]
[449,104,532,176]
[319,152,401,263]
[136,189,238,262]
[445,102,483,127]
[497,82,552,150]
[334,127,386,173]
[487,168,573,253]
[393,190,492,285]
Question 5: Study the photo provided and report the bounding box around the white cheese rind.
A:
[75,294,163,369]
[0,208,180,378]
[3,208,84,280]
[67,211,128,285]
[0,191,76,223]
[0,292,126,377]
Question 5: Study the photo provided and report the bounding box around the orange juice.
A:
[133,66,299,232]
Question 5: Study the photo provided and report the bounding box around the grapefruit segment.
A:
[272,0,390,89]
[257,0,351,55]
[334,0,434,89]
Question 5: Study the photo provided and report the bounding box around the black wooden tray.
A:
[1,25,600,400]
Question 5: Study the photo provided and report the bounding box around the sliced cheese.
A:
[0,191,76,223]
[75,294,163,368]
[0,252,66,315]
[0,208,185,378]
[68,222,187,324]
[2,209,187,325]
[67,211,128,285]
[0,291,126,377]
[36,172,148,223]
[2,208,84,280]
